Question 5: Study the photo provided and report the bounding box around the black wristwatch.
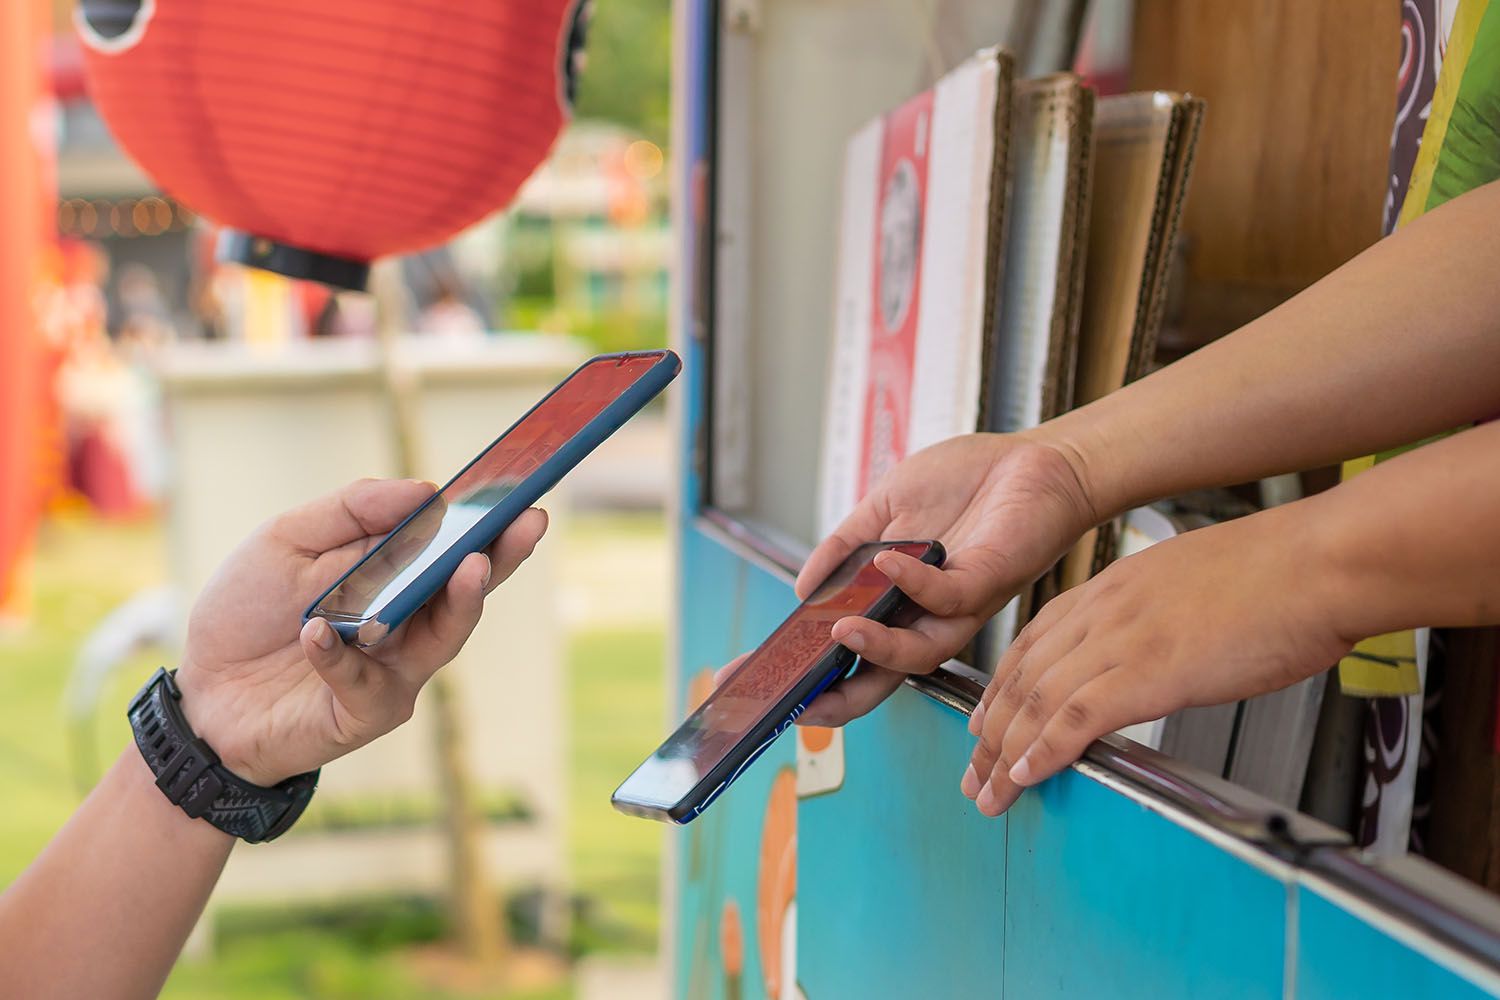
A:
[127,668,319,843]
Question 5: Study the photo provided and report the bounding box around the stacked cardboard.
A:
[1059,91,1205,592]
[818,48,1015,536]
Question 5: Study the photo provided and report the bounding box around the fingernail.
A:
[1009,753,1036,787]
[311,618,337,651]
[841,630,866,653]
[968,699,987,735]
[976,780,998,815]
[961,764,981,798]
[479,555,492,588]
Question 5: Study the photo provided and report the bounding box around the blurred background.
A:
[0,2,675,998]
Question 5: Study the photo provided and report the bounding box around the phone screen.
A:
[313,354,663,621]
[617,541,934,810]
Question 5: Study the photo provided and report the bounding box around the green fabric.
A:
[1425,2,1500,210]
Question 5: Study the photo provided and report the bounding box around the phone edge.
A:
[303,349,682,642]
[611,538,945,824]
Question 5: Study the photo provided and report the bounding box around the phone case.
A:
[612,539,945,824]
[304,349,681,645]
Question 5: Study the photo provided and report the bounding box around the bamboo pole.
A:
[368,262,507,963]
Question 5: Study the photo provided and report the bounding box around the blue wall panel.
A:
[674,524,805,1000]
[1295,887,1500,1000]
[799,686,1008,999]
[1002,763,1287,999]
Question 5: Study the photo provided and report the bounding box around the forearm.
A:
[0,748,233,1000]
[1309,419,1500,640]
[1037,178,1500,521]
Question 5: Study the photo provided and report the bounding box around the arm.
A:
[798,178,1500,724]
[0,752,232,999]
[964,417,1500,815]
[1043,175,1500,520]
[0,479,547,998]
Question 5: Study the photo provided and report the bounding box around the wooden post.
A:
[368,263,508,963]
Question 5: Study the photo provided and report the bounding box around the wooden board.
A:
[1129,0,1400,349]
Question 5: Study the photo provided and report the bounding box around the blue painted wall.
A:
[1296,888,1497,1000]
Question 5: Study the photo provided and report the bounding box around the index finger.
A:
[796,501,889,599]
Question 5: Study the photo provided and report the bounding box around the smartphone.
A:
[612,539,945,824]
[305,349,681,646]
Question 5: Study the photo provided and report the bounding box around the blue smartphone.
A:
[611,539,945,824]
[305,349,681,646]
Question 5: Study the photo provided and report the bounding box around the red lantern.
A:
[77,0,591,289]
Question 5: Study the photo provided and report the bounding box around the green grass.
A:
[567,628,666,954]
[0,511,668,999]
[0,511,166,886]
[162,898,575,1000]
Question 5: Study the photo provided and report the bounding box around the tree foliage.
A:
[573,0,672,145]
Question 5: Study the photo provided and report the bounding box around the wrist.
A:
[119,743,237,846]
[1242,493,1369,665]
[128,669,321,842]
[1021,419,1115,529]
[1303,487,1409,647]
[172,665,280,787]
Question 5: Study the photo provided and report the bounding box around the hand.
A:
[173,478,548,786]
[795,435,1097,726]
[961,504,1353,816]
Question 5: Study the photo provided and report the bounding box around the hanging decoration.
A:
[76,0,593,290]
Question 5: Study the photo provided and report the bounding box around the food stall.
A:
[662,1,1500,997]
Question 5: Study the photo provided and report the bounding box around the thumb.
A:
[300,617,410,740]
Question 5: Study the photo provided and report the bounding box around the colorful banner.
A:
[1346,0,1500,855]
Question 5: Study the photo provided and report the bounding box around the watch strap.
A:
[128,668,319,843]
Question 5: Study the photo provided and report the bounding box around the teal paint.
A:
[1296,887,1499,999]
[799,687,1007,999]
[1004,765,1285,999]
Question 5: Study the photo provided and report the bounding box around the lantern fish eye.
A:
[76,0,156,54]
[560,0,595,112]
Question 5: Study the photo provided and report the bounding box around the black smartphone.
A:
[304,350,680,646]
[612,539,945,824]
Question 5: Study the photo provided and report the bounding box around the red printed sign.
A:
[856,90,933,497]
